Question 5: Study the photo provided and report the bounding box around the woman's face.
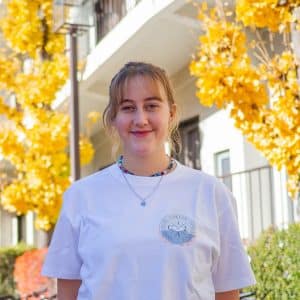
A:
[112,75,175,159]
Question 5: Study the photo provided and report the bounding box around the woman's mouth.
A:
[131,130,153,137]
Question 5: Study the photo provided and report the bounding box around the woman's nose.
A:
[134,108,148,126]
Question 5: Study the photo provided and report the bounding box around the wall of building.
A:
[0,209,48,247]
[0,209,14,246]
[81,128,115,177]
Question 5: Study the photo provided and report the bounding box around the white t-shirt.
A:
[42,162,256,300]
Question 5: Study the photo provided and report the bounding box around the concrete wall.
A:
[0,209,14,246]
[0,209,47,247]
[81,128,115,177]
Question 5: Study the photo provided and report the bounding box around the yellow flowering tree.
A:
[190,1,300,199]
[0,0,97,230]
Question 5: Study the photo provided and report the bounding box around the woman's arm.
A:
[216,289,239,300]
[57,279,81,300]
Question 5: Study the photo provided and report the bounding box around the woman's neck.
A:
[121,152,171,176]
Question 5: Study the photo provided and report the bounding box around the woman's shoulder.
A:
[176,162,220,186]
[177,164,235,211]
[59,165,117,216]
[68,164,116,192]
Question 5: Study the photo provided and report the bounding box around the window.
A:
[215,150,232,191]
[94,0,141,42]
[17,215,26,243]
[175,116,201,170]
[95,0,126,42]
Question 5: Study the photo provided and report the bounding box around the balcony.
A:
[95,0,143,43]
[218,166,296,242]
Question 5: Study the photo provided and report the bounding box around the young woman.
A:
[42,62,256,300]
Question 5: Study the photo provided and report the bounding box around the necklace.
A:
[118,155,175,206]
[117,155,175,177]
[121,171,163,206]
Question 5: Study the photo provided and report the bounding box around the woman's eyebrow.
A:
[120,99,133,104]
[121,96,162,103]
[145,96,163,101]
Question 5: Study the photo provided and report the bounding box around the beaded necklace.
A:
[117,155,175,177]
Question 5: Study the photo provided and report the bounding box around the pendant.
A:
[141,200,146,206]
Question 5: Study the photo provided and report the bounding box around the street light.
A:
[53,0,94,181]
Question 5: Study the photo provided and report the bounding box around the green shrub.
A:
[0,243,33,296]
[247,223,300,300]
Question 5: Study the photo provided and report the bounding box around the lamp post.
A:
[53,0,94,181]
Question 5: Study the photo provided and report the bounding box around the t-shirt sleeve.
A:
[41,186,82,279]
[212,181,256,292]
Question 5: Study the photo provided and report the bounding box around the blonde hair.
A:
[103,62,181,157]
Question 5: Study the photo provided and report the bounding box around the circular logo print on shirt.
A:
[159,214,196,245]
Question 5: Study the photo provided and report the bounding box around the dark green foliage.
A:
[0,243,33,296]
[247,223,300,299]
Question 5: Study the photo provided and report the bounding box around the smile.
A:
[130,130,153,137]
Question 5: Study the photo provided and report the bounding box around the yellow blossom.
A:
[0,0,95,231]
[191,3,300,198]
[236,0,294,32]
[88,111,101,124]
[80,137,95,166]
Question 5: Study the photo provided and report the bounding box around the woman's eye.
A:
[121,106,135,112]
[146,104,159,110]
